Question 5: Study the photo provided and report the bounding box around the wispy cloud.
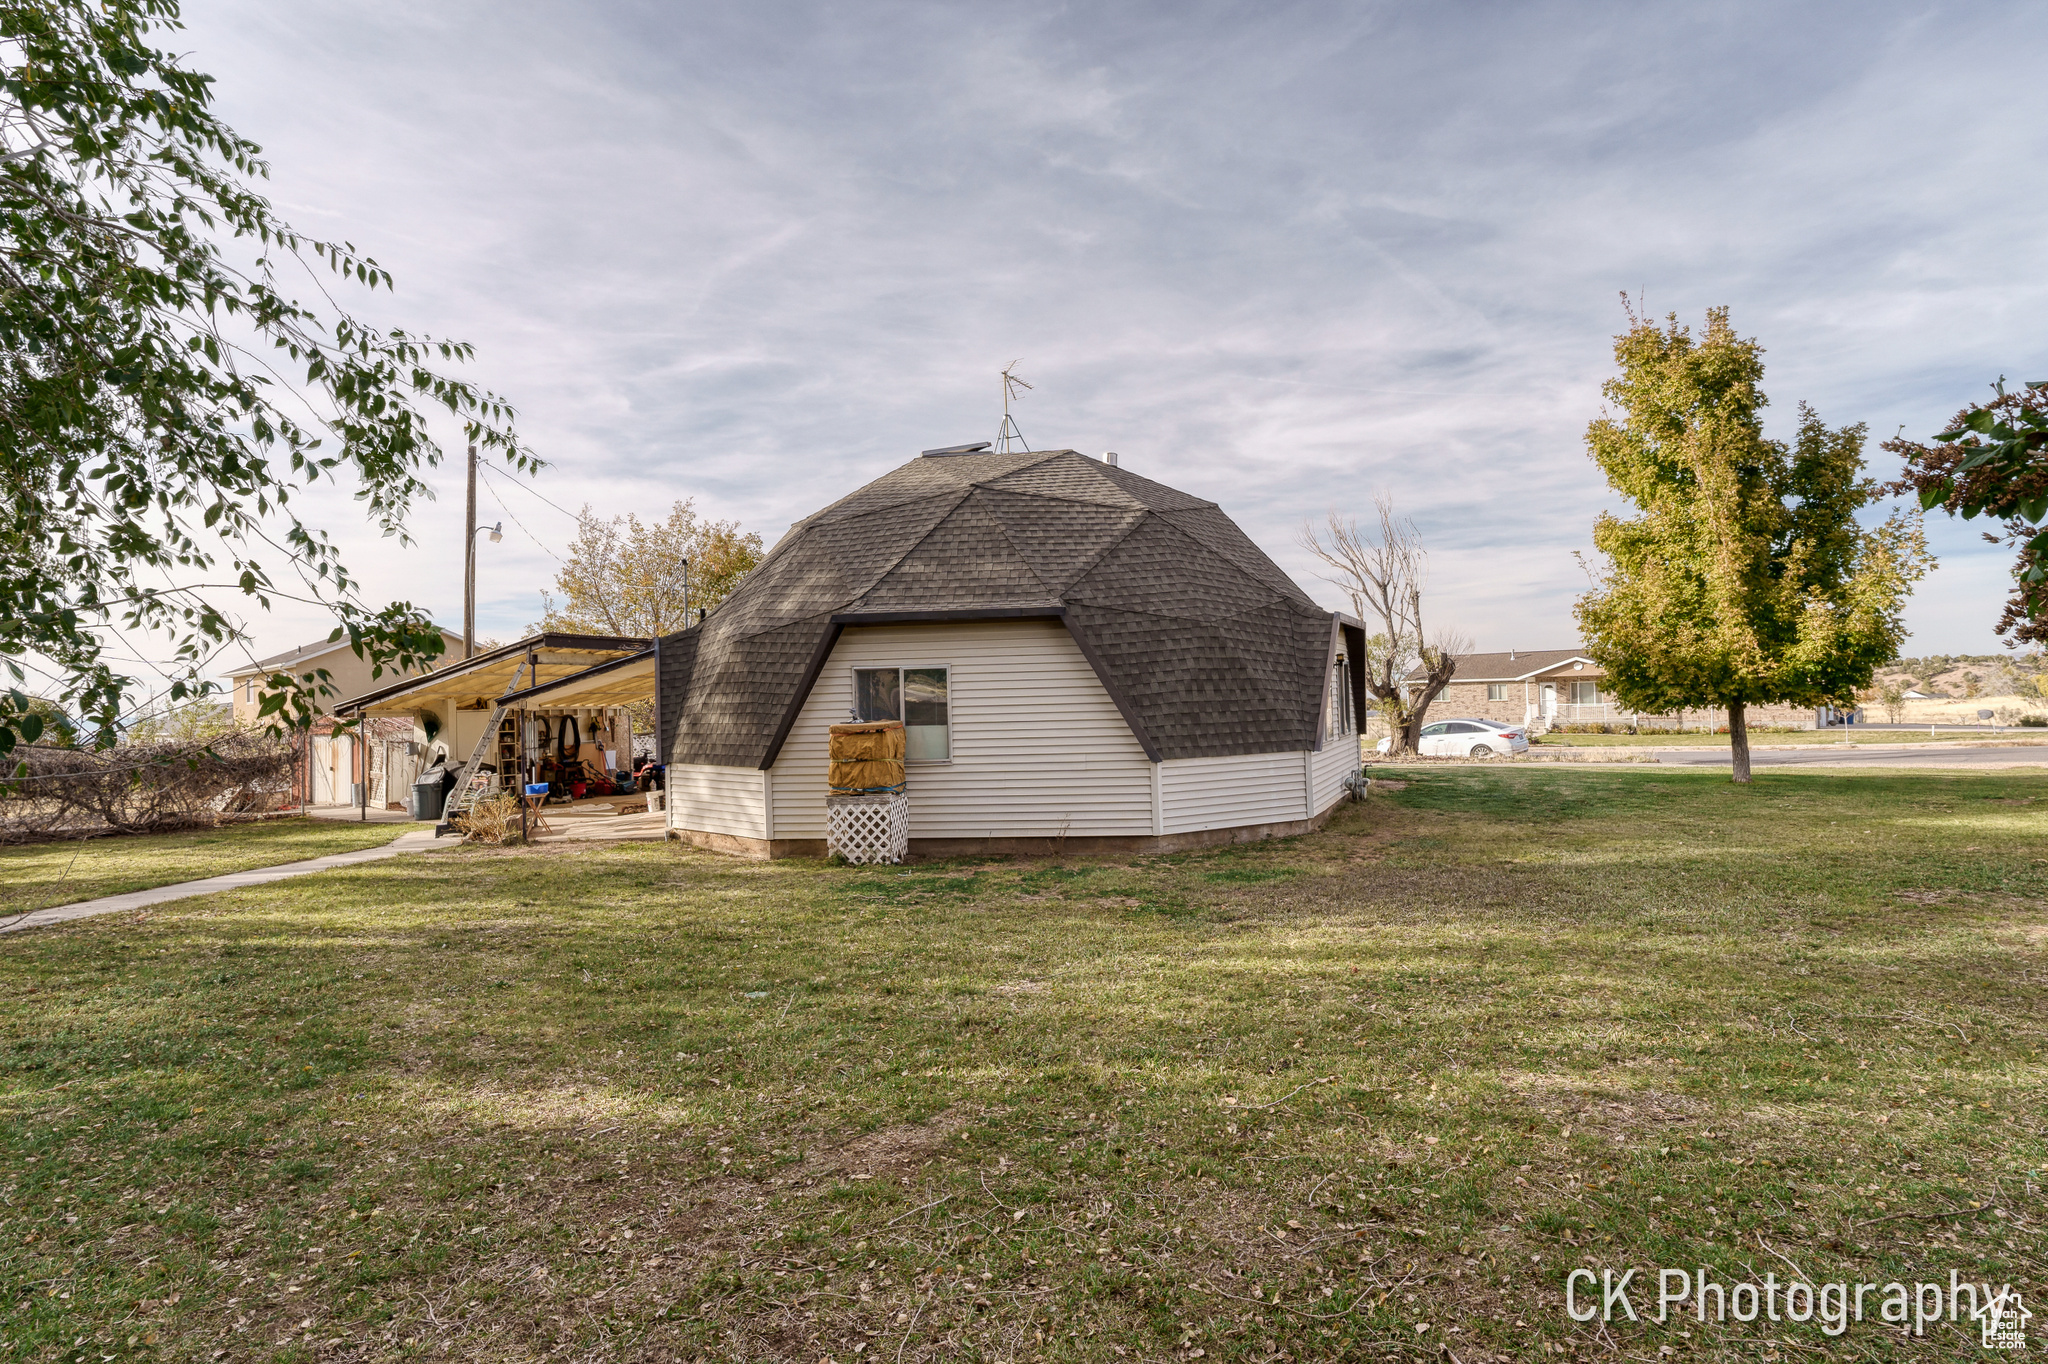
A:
[176,0,2048,660]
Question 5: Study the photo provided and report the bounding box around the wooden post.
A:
[463,444,478,660]
[523,645,537,841]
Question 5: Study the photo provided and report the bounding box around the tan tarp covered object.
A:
[829,720,905,792]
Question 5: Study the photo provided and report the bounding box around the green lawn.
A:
[2,768,2043,1361]
[0,818,413,918]
[1532,729,2022,747]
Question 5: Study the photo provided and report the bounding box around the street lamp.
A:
[464,519,502,660]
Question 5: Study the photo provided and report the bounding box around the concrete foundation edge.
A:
[664,805,1340,861]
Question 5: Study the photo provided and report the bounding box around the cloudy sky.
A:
[169,0,2048,680]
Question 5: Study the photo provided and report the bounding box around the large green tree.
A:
[1575,306,1930,782]
[1881,379,2048,646]
[0,0,532,757]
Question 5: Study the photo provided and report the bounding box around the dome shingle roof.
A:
[658,449,1341,767]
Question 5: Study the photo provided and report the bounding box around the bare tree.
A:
[1300,496,1470,756]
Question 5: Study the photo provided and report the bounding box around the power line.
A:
[477,463,583,522]
[476,464,564,563]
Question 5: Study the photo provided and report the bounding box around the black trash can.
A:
[410,778,446,822]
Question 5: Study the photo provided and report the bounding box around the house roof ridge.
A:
[1050,508,1156,600]
[1095,460,1220,509]
[848,484,978,602]
[967,483,1149,512]
[244,628,463,674]
[1406,646,1600,682]
[961,486,1057,597]
[1066,506,1302,611]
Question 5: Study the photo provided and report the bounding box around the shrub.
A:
[0,732,296,843]
[456,793,527,845]
[2021,715,2047,728]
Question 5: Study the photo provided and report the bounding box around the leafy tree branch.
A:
[0,0,536,756]
[1881,378,2048,646]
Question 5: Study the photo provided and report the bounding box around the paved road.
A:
[1654,744,2048,769]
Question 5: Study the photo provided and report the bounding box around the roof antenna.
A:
[995,360,1032,454]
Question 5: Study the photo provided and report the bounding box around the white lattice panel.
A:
[827,793,909,865]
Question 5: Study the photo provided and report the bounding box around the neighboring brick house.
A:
[1415,648,1828,731]
[226,630,462,808]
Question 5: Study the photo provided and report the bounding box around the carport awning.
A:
[497,649,655,709]
[331,633,649,716]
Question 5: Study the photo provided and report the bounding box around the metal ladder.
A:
[437,658,530,834]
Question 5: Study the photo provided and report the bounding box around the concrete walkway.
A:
[1,828,450,936]
[531,807,670,845]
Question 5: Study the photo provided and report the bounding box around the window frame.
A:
[1328,655,1357,737]
[1486,683,1506,701]
[849,662,954,763]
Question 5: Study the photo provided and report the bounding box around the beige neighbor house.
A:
[1424,647,1834,731]
[226,630,464,807]
[654,446,1368,858]
[225,630,465,728]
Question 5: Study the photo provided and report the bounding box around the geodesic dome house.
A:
[656,447,1366,857]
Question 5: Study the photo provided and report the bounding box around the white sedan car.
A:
[1376,718,1529,758]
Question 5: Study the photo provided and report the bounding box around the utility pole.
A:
[463,444,478,660]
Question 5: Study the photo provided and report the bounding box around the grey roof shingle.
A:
[659,450,1340,767]
[1406,647,1596,682]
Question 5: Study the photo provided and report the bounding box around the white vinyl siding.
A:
[1159,750,1311,835]
[770,620,1153,839]
[667,763,768,840]
[1311,733,1359,815]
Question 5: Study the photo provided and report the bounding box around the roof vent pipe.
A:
[1106,451,1119,467]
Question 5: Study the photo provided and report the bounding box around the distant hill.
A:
[1877,652,2044,701]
